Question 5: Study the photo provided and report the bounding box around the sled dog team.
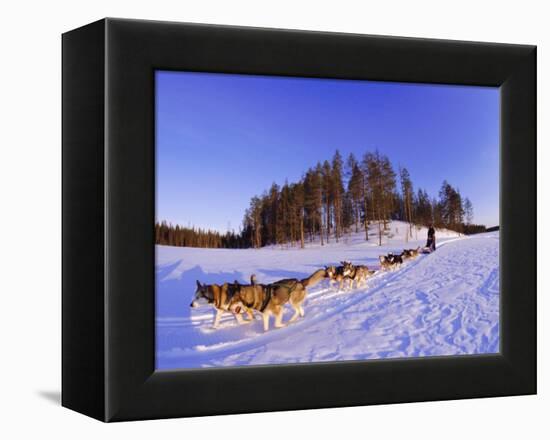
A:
[191,247,422,331]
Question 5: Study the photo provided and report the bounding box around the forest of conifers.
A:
[155,150,488,249]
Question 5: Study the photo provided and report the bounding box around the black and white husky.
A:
[379,253,403,271]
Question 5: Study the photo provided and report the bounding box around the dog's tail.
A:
[301,268,327,288]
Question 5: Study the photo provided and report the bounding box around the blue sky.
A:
[156,71,499,232]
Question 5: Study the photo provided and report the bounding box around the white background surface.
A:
[0,0,546,437]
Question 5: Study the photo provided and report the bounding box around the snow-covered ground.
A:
[156,221,499,370]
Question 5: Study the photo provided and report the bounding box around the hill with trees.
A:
[156,149,487,248]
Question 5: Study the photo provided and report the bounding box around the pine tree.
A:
[331,150,344,242]
[314,163,324,245]
[379,155,396,230]
[267,183,279,244]
[321,160,332,243]
[463,197,473,225]
[277,182,291,245]
[250,196,263,248]
[347,154,364,234]
[416,188,433,226]
[399,167,414,238]
[363,151,396,245]
[293,182,305,248]
[363,152,380,243]
[438,180,464,230]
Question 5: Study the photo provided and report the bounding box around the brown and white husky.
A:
[343,262,376,289]
[325,262,353,290]
[190,281,253,328]
[229,269,328,331]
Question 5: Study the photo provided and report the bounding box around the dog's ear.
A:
[196,280,202,288]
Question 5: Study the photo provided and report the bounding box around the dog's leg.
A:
[234,312,245,325]
[289,304,300,322]
[262,312,270,332]
[241,309,253,324]
[213,309,223,328]
[299,305,305,317]
[274,307,285,328]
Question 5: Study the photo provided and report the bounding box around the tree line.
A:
[155,222,248,249]
[240,150,483,248]
[156,149,486,248]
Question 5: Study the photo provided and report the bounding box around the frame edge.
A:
[62,19,108,421]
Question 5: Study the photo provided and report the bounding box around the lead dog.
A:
[190,281,254,328]
[230,269,327,331]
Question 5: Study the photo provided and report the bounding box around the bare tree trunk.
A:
[300,215,304,249]
[382,196,388,230]
[378,218,382,246]
[407,194,413,238]
[355,201,361,233]
[409,207,413,238]
[326,205,330,244]
[335,201,340,243]
[364,196,369,241]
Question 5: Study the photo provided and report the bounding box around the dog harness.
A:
[259,281,299,313]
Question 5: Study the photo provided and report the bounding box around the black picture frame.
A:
[62,18,536,422]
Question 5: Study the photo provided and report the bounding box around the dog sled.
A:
[421,237,436,254]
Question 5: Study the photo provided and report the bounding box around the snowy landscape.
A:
[156,221,499,370]
[155,72,499,370]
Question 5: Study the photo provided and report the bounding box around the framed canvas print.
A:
[62,18,536,422]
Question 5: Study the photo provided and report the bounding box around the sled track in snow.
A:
[156,228,501,368]
[157,237,464,330]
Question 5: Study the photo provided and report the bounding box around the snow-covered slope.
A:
[156,222,499,369]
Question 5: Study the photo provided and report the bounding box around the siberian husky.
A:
[229,269,327,331]
[325,262,353,290]
[190,281,253,328]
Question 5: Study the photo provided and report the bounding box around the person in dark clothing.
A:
[426,224,436,251]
